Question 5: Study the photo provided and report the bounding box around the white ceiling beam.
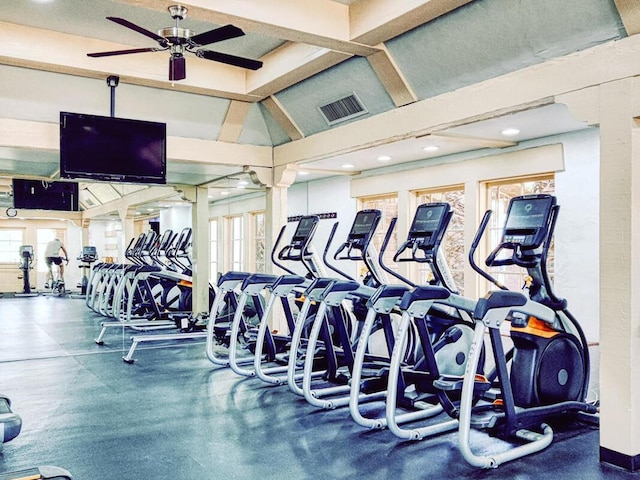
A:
[422,132,517,149]
[246,42,350,98]
[112,0,379,56]
[366,44,417,107]
[349,0,474,45]
[262,95,304,141]
[0,21,261,101]
[0,118,273,170]
[81,186,178,220]
[613,0,640,35]
[217,101,252,143]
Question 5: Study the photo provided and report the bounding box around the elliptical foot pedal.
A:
[434,374,491,397]
[0,465,73,480]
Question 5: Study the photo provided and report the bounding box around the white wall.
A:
[288,176,358,278]
[160,205,192,233]
[554,128,600,341]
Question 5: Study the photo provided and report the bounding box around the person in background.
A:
[44,237,68,288]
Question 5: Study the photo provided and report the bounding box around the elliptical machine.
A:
[456,194,597,468]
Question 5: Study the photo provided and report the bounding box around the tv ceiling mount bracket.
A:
[106,75,119,117]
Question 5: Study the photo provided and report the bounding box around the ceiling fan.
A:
[87,5,263,81]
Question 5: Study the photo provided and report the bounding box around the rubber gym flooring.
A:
[0,295,634,480]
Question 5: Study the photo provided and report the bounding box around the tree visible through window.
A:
[416,187,465,294]
[253,212,266,273]
[486,176,555,291]
[360,194,398,274]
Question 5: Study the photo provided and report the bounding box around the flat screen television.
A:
[59,112,167,184]
[12,179,79,212]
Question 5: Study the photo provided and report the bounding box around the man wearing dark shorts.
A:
[44,238,68,288]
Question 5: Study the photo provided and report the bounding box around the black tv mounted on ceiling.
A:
[12,179,79,212]
[59,112,167,185]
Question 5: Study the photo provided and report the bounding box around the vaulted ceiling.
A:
[0,0,632,216]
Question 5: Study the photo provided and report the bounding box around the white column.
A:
[191,186,210,319]
[598,78,640,471]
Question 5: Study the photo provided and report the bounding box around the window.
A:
[0,229,24,263]
[229,215,244,272]
[37,229,63,273]
[415,186,465,294]
[209,219,218,282]
[253,212,266,273]
[360,194,398,274]
[486,175,555,291]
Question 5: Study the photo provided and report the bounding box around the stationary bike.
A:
[48,257,69,296]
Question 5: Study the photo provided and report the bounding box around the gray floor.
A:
[0,295,634,479]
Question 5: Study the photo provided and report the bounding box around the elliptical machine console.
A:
[276,215,320,278]
[334,209,382,260]
[397,202,452,261]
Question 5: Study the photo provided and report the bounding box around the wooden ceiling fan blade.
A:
[190,25,244,46]
[107,16,168,46]
[87,47,161,58]
[197,50,263,70]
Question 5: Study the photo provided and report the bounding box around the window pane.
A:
[253,212,266,273]
[229,215,244,271]
[416,187,465,294]
[486,176,555,290]
[37,229,58,272]
[360,195,398,274]
[210,220,218,282]
[0,230,24,263]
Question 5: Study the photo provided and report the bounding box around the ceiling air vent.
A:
[318,93,368,126]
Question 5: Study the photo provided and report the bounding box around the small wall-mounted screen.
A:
[12,179,79,212]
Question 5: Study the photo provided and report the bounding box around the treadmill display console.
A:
[503,195,555,248]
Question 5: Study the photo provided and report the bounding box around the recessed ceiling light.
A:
[236,185,246,189]
[422,145,439,152]
[298,170,310,176]
[501,128,520,136]
[237,180,248,186]
[377,155,392,162]
[220,191,229,196]
[341,163,355,169]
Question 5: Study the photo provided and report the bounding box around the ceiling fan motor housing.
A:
[159,26,193,45]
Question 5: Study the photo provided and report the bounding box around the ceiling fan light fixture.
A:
[169,54,186,81]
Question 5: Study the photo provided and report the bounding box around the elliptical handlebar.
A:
[322,222,355,281]
[271,224,297,276]
[377,217,416,287]
[468,209,508,291]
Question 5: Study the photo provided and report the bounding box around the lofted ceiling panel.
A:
[238,103,274,146]
[272,56,395,137]
[386,0,626,102]
[257,103,291,147]
[0,64,232,141]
